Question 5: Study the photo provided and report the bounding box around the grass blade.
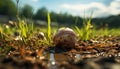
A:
[47,12,51,44]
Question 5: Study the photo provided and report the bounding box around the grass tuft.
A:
[75,12,93,41]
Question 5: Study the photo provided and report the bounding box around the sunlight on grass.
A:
[17,18,34,38]
[47,12,51,45]
[74,17,93,41]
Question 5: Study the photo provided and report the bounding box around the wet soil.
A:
[0,36,120,69]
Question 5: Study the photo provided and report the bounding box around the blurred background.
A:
[0,0,120,28]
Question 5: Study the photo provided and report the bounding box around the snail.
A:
[53,27,77,49]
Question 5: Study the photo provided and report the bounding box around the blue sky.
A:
[13,0,120,18]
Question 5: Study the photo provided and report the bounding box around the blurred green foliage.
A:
[20,5,33,18]
[34,7,48,21]
[0,0,17,16]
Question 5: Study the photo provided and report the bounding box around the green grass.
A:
[17,18,34,38]
[47,12,51,45]
[74,11,96,41]
[0,25,3,39]
[74,16,120,41]
[0,21,120,49]
[91,28,120,37]
[74,17,93,41]
[0,18,120,42]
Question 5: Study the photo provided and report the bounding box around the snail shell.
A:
[53,27,77,49]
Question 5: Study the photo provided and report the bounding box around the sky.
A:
[13,0,120,18]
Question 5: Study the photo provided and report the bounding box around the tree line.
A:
[0,0,120,28]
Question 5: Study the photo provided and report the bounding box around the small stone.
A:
[31,32,46,40]
[37,32,46,40]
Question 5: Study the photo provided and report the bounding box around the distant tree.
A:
[56,12,78,25]
[34,7,48,21]
[20,5,33,18]
[105,15,120,28]
[0,0,17,16]
[34,7,83,26]
[50,11,57,22]
[92,14,120,28]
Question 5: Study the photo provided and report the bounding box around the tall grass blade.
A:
[47,12,51,44]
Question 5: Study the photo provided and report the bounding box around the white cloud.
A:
[109,0,120,15]
[60,0,120,18]
[32,0,38,2]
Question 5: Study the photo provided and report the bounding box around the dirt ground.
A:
[0,36,120,69]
